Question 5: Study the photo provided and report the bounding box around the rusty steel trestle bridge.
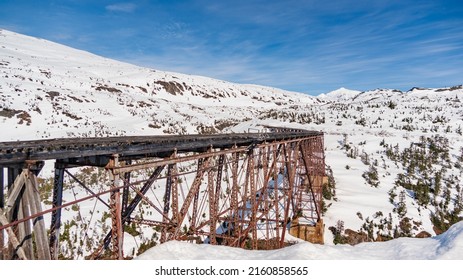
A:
[0,129,325,259]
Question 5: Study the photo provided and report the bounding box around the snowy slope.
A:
[1,29,463,259]
[0,28,317,141]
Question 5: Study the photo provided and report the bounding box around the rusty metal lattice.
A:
[0,131,325,259]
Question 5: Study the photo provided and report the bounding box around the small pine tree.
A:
[387,100,397,109]
[363,164,379,187]
[397,190,407,218]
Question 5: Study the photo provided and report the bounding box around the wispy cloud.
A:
[116,0,463,93]
[105,3,137,13]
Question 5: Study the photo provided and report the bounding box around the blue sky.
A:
[1,0,462,95]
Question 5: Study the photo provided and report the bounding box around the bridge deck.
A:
[0,131,323,165]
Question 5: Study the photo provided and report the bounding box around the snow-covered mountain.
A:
[1,29,463,259]
[317,87,361,101]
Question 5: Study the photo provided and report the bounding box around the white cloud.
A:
[105,3,137,13]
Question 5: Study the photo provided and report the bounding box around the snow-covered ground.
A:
[1,29,463,260]
[138,220,463,259]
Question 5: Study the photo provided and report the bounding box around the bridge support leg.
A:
[0,208,27,260]
[50,163,64,260]
[160,164,173,243]
[109,155,123,260]
[229,151,239,246]
[248,150,257,250]
[25,169,51,259]
[209,154,224,245]
[5,167,23,259]
[1,162,49,259]
[207,161,216,245]
[0,167,4,260]
[18,183,34,259]
[122,160,131,214]
[272,146,280,246]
